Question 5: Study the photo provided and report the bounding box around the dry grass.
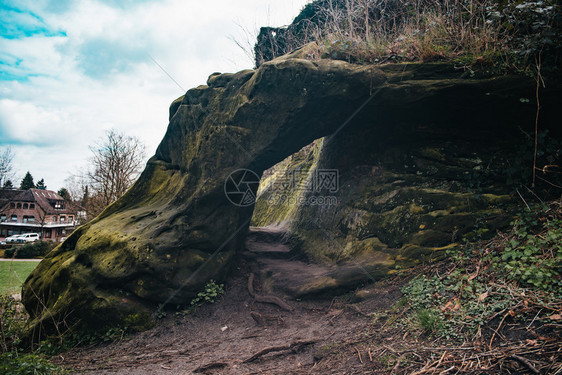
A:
[315,0,509,64]
[255,0,560,71]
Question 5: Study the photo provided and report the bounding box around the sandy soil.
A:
[53,258,404,374]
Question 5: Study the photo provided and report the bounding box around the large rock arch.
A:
[22,49,560,337]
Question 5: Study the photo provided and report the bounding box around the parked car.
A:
[5,234,23,243]
[17,233,41,243]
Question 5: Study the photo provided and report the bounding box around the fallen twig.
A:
[489,312,509,348]
[355,346,363,364]
[193,361,228,373]
[243,339,317,363]
[348,304,369,317]
[509,354,540,374]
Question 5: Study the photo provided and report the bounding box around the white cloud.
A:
[1,0,310,190]
[0,99,72,145]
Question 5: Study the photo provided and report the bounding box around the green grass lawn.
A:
[0,261,40,295]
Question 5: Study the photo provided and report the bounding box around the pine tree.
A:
[2,179,13,189]
[36,178,47,190]
[57,187,71,201]
[20,172,35,190]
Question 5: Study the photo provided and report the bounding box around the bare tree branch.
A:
[0,146,15,187]
[68,130,146,221]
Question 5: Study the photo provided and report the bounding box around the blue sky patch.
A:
[0,54,31,82]
[0,3,66,39]
[98,0,160,9]
[77,37,148,79]
[0,124,52,147]
[0,126,23,146]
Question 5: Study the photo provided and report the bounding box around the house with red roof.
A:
[0,188,78,242]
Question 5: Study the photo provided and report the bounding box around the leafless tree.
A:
[84,129,146,218]
[62,175,90,223]
[0,146,15,187]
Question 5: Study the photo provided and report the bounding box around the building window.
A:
[10,203,15,208]
[30,203,35,209]
[68,216,74,221]
[60,216,66,222]
[11,215,17,222]
[16,203,21,209]
[53,216,57,222]
[0,228,5,236]
[44,228,52,238]
[0,215,5,222]
[23,203,28,209]
[23,216,35,223]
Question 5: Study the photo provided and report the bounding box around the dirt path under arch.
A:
[52,227,407,374]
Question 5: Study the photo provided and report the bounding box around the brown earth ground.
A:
[49,228,560,374]
[52,259,408,375]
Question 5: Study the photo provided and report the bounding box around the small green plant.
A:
[123,313,154,332]
[416,309,443,333]
[0,352,67,375]
[190,280,225,307]
[487,211,562,290]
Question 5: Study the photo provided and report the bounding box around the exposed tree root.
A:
[193,361,228,373]
[243,339,317,363]
[247,273,293,312]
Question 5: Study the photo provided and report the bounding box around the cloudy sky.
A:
[0,0,309,191]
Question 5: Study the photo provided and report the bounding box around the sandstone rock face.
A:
[22,50,561,336]
[250,62,562,296]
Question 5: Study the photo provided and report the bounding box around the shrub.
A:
[4,242,56,259]
[1,295,27,352]
[0,294,66,374]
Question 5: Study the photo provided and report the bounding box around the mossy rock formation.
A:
[22,48,561,338]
